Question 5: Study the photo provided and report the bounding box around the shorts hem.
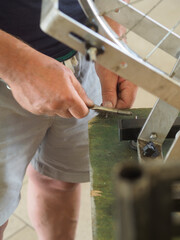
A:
[31,160,90,183]
[0,201,19,226]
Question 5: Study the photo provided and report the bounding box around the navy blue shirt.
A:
[0,0,86,58]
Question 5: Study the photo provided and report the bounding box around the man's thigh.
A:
[31,114,93,183]
[0,81,50,225]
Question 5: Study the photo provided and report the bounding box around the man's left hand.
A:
[95,64,137,109]
[96,12,137,109]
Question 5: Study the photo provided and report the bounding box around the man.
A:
[0,0,137,239]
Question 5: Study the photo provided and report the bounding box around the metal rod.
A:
[115,162,151,240]
[170,56,180,78]
[90,104,133,116]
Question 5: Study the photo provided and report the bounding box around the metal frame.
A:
[93,0,180,162]
[78,0,180,162]
[40,0,180,111]
[137,100,179,162]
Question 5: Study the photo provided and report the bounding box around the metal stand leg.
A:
[115,161,180,240]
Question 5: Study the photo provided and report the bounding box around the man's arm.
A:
[95,2,138,109]
[0,30,93,118]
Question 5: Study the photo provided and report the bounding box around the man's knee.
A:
[27,164,80,192]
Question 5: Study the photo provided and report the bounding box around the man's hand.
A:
[95,64,137,109]
[0,30,93,119]
[96,13,138,109]
[9,55,94,118]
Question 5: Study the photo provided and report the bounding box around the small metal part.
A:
[142,141,159,158]
[149,132,158,141]
[6,84,11,90]
[137,99,179,162]
[85,43,105,62]
[86,47,98,61]
[90,104,132,116]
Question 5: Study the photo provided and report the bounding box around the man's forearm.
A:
[0,30,36,85]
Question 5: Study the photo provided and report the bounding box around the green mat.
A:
[89,108,179,240]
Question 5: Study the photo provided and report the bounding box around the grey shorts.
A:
[0,53,101,225]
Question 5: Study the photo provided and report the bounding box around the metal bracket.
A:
[137,100,179,162]
[119,117,180,141]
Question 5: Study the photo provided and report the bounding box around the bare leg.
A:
[27,164,81,240]
[0,221,8,240]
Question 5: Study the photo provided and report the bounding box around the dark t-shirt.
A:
[0,0,86,58]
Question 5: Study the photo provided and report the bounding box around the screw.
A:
[149,132,157,141]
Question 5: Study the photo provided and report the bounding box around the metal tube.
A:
[114,162,151,240]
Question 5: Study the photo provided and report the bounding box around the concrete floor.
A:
[3,0,179,239]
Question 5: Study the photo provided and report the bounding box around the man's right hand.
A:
[9,54,94,119]
[0,30,93,119]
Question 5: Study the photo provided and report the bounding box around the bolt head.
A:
[149,133,157,140]
[142,141,159,158]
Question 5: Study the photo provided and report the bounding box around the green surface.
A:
[88,108,178,240]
